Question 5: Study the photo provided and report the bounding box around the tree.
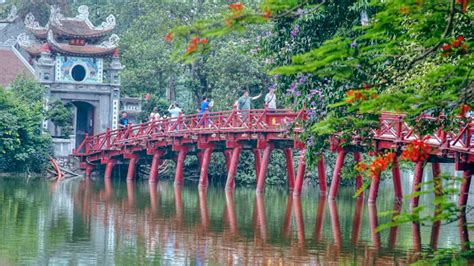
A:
[47,99,73,137]
[0,76,52,173]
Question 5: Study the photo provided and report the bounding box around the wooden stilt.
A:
[174,148,188,186]
[253,149,261,179]
[126,156,138,182]
[256,144,273,193]
[329,150,347,200]
[354,152,363,191]
[198,147,213,188]
[284,148,295,191]
[104,160,116,179]
[368,173,381,203]
[410,161,425,209]
[149,152,161,183]
[293,149,306,196]
[318,155,327,194]
[225,147,241,191]
[392,156,403,201]
[458,170,473,210]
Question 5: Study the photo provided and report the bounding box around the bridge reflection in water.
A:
[64,176,469,265]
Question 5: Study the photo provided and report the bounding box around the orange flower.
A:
[200,38,208,44]
[264,8,271,18]
[186,42,198,54]
[456,35,465,41]
[459,104,471,117]
[452,40,462,47]
[229,2,244,12]
[191,37,200,44]
[165,32,173,42]
[369,152,396,176]
[442,43,451,51]
[400,6,409,14]
[400,140,431,162]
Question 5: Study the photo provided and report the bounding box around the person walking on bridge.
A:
[238,90,262,122]
[264,88,277,110]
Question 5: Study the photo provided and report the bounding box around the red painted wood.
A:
[329,150,347,200]
[314,196,326,241]
[353,152,363,191]
[198,147,213,188]
[256,144,273,193]
[225,191,237,235]
[368,203,381,249]
[255,193,268,242]
[282,196,293,239]
[293,149,306,196]
[174,148,188,186]
[410,161,425,209]
[223,150,232,171]
[368,173,381,203]
[328,200,341,248]
[392,156,403,201]
[293,197,305,248]
[225,147,241,191]
[283,148,295,191]
[458,169,473,210]
[352,196,364,245]
[317,155,327,194]
[253,149,261,179]
[126,156,138,182]
[104,160,116,179]
[149,152,161,183]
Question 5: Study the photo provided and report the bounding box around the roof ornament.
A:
[24,13,47,30]
[50,5,65,27]
[99,34,120,48]
[16,33,34,47]
[96,14,116,31]
[1,5,18,22]
[76,5,90,20]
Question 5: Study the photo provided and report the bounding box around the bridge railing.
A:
[375,112,473,151]
[73,108,306,156]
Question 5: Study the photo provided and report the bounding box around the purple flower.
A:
[296,8,304,16]
[290,25,300,38]
[350,40,358,48]
[306,136,315,146]
[307,110,316,119]
[287,82,297,94]
[294,90,301,97]
[310,101,317,107]
[297,75,307,85]
[268,83,277,91]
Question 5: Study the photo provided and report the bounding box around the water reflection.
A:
[0,177,471,265]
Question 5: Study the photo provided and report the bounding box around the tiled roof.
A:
[0,47,34,87]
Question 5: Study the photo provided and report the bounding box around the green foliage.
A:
[0,76,52,173]
[47,100,73,137]
[138,96,170,123]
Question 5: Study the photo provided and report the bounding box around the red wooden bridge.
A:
[73,109,473,205]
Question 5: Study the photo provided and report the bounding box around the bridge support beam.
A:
[392,156,403,201]
[318,155,327,194]
[354,152,363,191]
[174,147,188,186]
[126,155,139,182]
[329,150,347,200]
[410,161,425,209]
[256,144,273,193]
[225,147,241,191]
[458,169,473,210]
[293,149,306,197]
[84,164,94,179]
[199,147,213,188]
[368,174,381,203]
[283,148,295,192]
[224,150,232,172]
[149,151,163,184]
[104,160,116,179]
[253,149,261,179]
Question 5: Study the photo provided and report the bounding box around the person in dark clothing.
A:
[119,111,129,128]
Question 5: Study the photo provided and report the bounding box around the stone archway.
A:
[72,101,95,148]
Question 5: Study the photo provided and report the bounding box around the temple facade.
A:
[17,5,123,156]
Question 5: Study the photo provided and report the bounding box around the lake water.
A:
[0,166,471,265]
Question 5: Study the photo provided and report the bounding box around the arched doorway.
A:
[72,101,95,148]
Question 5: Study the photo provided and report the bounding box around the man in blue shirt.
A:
[200,96,209,114]
[119,111,129,128]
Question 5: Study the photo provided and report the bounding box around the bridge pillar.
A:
[318,155,327,194]
[126,154,139,182]
[199,147,214,188]
[253,149,261,178]
[84,164,94,179]
[353,152,363,191]
[104,160,116,180]
[368,173,380,203]
[197,151,204,169]
[458,169,473,210]
[283,148,295,192]
[256,144,274,193]
[293,149,306,196]
[225,147,242,191]
[149,151,163,183]
[174,147,189,186]
[224,150,232,172]
[329,150,347,200]
[410,161,425,209]
[392,156,403,201]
